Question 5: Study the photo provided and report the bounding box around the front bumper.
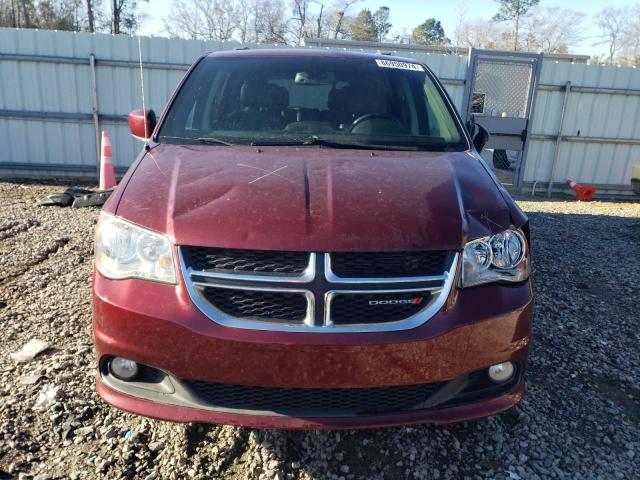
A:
[93,271,533,429]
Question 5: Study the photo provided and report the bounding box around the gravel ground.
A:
[0,180,639,480]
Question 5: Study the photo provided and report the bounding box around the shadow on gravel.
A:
[184,423,214,457]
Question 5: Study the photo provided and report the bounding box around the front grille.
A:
[200,287,307,322]
[330,251,451,278]
[185,380,445,416]
[331,291,431,324]
[181,247,457,331]
[182,246,309,276]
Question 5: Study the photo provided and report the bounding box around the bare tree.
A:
[9,0,341,43]
[594,6,629,64]
[165,0,238,41]
[85,0,95,30]
[110,0,145,34]
[5,0,37,27]
[453,0,468,48]
[254,0,289,44]
[290,0,337,43]
[235,0,252,42]
[619,4,640,66]
[38,0,81,30]
[521,6,584,53]
[329,0,359,39]
[455,18,509,50]
[290,0,309,44]
[1,0,96,31]
[314,1,324,38]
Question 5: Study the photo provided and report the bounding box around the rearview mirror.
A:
[472,124,489,152]
[128,109,157,140]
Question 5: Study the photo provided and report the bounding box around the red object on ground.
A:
[99,131,116,190]
[567,179,596,201]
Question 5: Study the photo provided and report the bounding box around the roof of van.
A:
[205,48,424,65]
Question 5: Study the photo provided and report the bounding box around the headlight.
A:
[95,212,176,284]
[461,229,529,288]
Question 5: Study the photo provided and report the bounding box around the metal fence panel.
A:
[524,61,640,191]
[0,28,242,176]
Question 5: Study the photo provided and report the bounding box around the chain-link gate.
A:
[462,49,543,191]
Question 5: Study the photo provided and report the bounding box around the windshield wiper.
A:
[301,136,418,151]
[248,139,303,147]
[197,137,234,146]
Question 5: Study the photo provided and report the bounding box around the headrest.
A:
[240,81,271,109]
[266,84,289,111]
[240,81,290,111]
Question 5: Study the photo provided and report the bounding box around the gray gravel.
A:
[1,180,639,480]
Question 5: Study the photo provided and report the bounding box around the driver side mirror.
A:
[472,124,489,152]
[128,109,157,140]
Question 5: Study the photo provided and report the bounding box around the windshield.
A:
[158,55,467,151]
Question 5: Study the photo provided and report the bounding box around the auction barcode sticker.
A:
[375,59,424,71]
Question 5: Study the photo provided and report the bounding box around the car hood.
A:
[113,144,517,252]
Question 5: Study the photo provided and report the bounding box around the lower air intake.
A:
[185,380,445,416]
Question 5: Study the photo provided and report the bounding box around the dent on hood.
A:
[451,154,515,241]
[468,151,528,231]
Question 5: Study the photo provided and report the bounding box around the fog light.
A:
[488,362,515,383]
[109,357,139,381]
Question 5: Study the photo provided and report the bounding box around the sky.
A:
[138,0,639,57]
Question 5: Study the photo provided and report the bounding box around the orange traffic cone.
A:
[99,131,116,190]
[567,179,596,201]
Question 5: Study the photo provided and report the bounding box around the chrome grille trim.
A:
[191,281,315,328]
[180,248,459,333]
[323,286,443,328]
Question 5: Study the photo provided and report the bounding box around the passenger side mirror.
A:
[128,109,157,140]
[472,124,489,152]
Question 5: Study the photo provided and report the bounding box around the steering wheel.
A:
[349,113,397,132]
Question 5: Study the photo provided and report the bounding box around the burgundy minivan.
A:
[93,49,532,429]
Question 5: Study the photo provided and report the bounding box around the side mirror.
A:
[472,124,489,152]
[128,109,157,140]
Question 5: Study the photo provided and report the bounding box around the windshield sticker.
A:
[375,59,424,71]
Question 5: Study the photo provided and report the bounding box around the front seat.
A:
[224,80,288,130]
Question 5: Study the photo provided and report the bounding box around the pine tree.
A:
[411,18,448,45]
[350,9,378,41]
[492,0,539,51]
